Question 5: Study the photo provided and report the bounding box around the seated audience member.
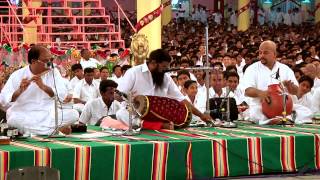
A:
[193,68,206,94]
[311,87,320,113]
[223,72,246,105]
[110,65,122,83]
[292,75,313,110]
[292,68,304,81]
[184,80,206,122]
[69,63,83,90]
[80,49,101,69]
[121,65,132,75]
[100,66,110,81]
[73,67,100,112]
[93,67,101,81]
[177,70,191,94]
[209,70,225,98]
[79,80,121,125]
[0,45,78,135]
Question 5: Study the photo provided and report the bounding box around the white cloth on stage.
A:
[0,66,78,135]
[79,97,121,125]
[241,61,312,124]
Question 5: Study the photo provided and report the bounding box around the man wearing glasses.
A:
[0,45,78,135]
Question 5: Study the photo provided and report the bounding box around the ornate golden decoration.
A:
[130,33,149,65]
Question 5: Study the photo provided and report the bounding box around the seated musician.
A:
[241,40,312,125]
[116,49,212,130]
[79,79,121,125]
[0,45,78,135]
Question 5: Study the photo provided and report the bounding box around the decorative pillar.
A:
[316,0,320,24]
[237,0,250,31]
[136,0,161,54]
[23,0,42,44]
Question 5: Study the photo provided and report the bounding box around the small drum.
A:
[134,95,192,128]
[261,84,293,119]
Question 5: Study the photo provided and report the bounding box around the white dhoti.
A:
[73,103,85,113]
[247,104,312,125]
[7,107,79,135]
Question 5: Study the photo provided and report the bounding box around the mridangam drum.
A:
[133,95,192,128]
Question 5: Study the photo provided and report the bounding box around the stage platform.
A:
[1,123,320,180]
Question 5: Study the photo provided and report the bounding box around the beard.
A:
[151,70,165,88]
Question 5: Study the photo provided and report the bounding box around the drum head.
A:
[133,95,148,117]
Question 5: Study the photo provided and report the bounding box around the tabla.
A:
[133,95,192,128]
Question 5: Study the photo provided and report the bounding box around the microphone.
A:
[275,68,280,80]
[45,61,54,69]
[115,89,128,99]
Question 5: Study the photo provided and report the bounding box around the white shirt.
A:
[80,58,101,69]
[0,66,68,134]
[185,93,206,123]
[275,11,284,25]
[312,87,320,113]
[241,61,298,106]
[222,87,246,105]
[313,78,320,89]
[117,63,185,101]
[109,74,122,84]
[230,13,237,27]
[79,97,121,125]
[73,79,100,102]
[292,93,313,111]
[283,13,292,26]
[69,76,82,90]
[212,12,222,24]
[258,9,265,25]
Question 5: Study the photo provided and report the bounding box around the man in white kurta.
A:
[241,40,312,125]
[0,46,78,135]
[116,49,212,128]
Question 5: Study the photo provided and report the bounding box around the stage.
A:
[1,123,320,180]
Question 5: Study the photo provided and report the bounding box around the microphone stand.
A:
[279,81,288,126]
[49,68,63,137]
[123,92,139,136]
[205,25,210,116]
[222,87,237,128]
[48,64,64,137]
